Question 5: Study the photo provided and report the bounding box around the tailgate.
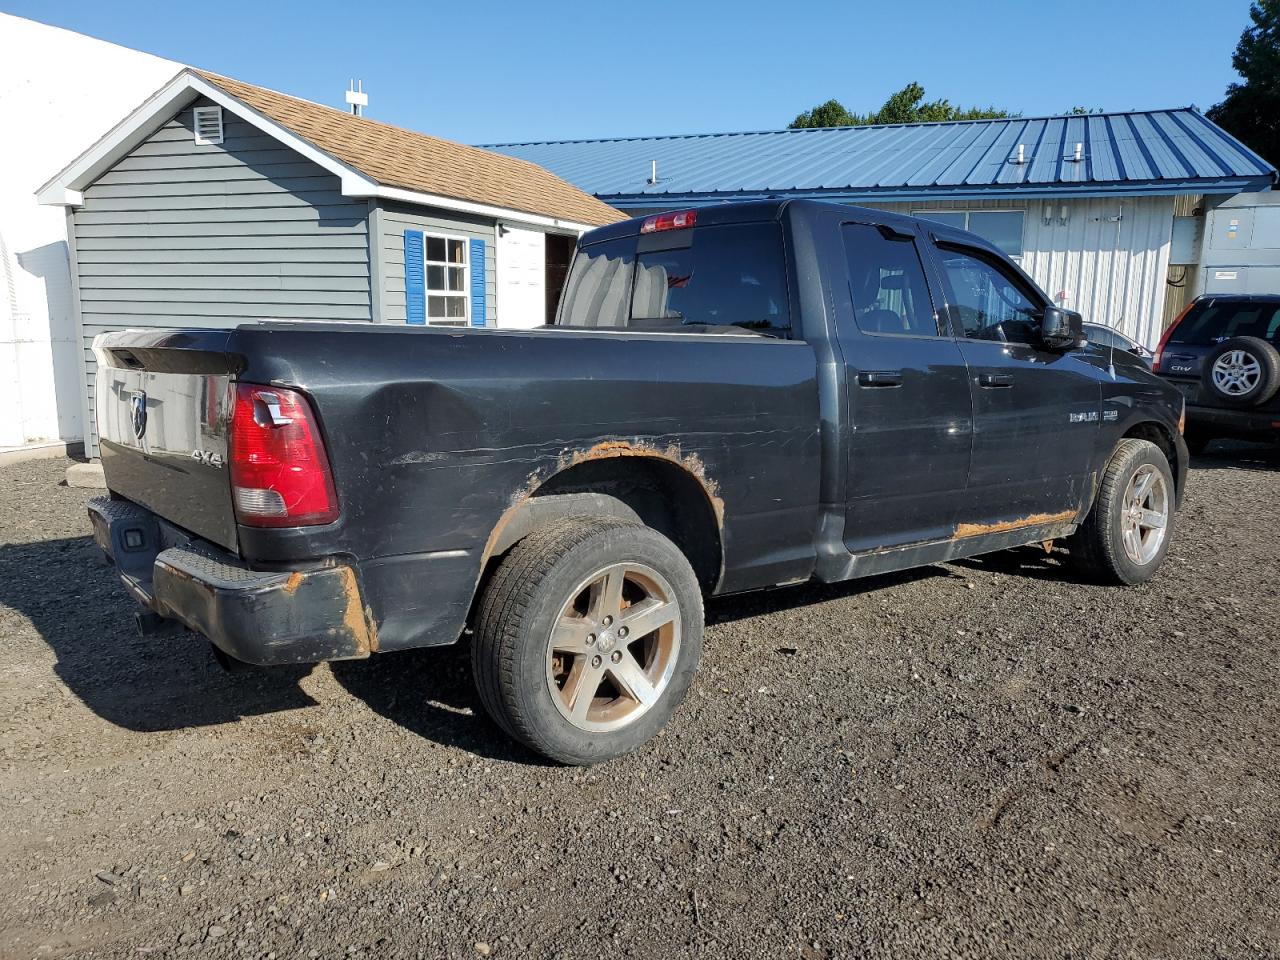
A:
[94,330,242,552]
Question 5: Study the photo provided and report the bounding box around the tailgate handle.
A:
[857,370,903,387]
[978,373,1015,388]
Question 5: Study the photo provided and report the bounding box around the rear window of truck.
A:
[557,223,790,335]
[1169,300,1280,345]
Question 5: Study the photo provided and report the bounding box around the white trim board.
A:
[38,70,596,234]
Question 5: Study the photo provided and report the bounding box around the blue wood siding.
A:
[72,97,373,452]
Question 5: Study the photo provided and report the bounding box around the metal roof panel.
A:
[485,109,1275,204]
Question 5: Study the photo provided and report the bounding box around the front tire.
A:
[472,518,703,765]
[1067,438,1175,585]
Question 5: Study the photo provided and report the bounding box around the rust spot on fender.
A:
[281,571,305,596]
[953,510,1075,540]
[483,438,726,567]
[556,439,723,524]
[333,565,378,655]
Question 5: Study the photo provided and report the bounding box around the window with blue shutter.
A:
[404,230,426,325]
[469,238,486,327]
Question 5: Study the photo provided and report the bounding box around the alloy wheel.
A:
[1119,464,1169,566]
[1211,349,1261,397]
[545,562,682,732]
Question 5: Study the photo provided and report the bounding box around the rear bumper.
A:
[88,496,376,666]
[1186,403,1280,437]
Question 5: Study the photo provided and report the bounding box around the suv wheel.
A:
[472,517,703,765]
[1067,438,1175,585]
[1202,336,1280,407]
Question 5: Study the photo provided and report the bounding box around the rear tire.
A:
[1067,438,1175,586]
[472,517,703,765]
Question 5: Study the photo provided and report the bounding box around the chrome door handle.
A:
[978,373,1015,388]
[857,370,903,387]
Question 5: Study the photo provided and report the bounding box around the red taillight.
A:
[229,383,339,528]
[640,209,697,234]
[1153,299,1196,373]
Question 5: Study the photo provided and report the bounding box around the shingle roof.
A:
[196,71,623,227]
[485,110,1276,205]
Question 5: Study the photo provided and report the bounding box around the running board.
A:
[814,519,1079,583]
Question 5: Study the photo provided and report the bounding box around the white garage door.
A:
[497,226,545,329]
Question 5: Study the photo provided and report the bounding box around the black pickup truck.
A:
[89,200,1189,764]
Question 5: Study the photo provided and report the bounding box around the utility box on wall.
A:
[1201,193,1280,295]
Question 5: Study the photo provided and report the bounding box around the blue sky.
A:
[3,0,1254,144]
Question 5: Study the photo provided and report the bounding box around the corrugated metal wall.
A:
[377,201,497,325]
[72,98,373,452]
[866,196,1176,347]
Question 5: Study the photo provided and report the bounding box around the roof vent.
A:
[345,79,368,117]
[1009,143,1027,165]
[193,106,224,145]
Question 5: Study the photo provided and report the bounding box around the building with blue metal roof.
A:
[487,109,1277,348]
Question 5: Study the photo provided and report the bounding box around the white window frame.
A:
[192,106,224,146]
[422,231,471,326]
[912,208,1025,258]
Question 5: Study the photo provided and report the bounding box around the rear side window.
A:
[557,224,790,335]
[842,223,939,336]
[1168,301,1280,345]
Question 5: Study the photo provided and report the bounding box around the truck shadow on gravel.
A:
[1190,441,1279,472]
[329,647,548,765]
[0,535,319,732]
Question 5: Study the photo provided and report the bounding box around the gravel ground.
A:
[1,445,1277,960]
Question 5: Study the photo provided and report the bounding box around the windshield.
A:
[557,223,790,335]
[1169,300,1280,345]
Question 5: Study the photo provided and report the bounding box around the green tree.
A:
[789,82,1012,129]
[789,98,857,128]
[1207,0,1280,165]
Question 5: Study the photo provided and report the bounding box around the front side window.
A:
[842,223,939,337]
[558,224,790,335]
[913,210,1025,257]
[936,246,1042,344]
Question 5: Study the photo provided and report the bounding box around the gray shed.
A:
[38,68,622,453]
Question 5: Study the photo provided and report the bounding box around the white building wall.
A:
[0,14,178,448]
[867,196,1177,348]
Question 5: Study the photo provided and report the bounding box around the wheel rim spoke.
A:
[618,596,678,640]
[1139,509,1166,530]
[589,568,625,622]
[1122,527,1143,562]
[550,617,592,654]
[606,652,658,707]
[561,658,598,723]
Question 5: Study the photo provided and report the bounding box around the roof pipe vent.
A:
[345,79,368,117]
[1068,142,1085,162]
[1010,143,1027,165]
[647,159,659,185]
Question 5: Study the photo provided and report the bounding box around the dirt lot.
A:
[1,445,1277,960]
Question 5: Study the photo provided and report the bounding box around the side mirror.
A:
[1040,306,1083,349]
